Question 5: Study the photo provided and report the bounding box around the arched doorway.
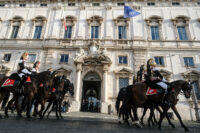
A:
[81,72,101,112]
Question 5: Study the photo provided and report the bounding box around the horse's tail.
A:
[115,88,123,115]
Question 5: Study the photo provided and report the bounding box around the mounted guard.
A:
[17,52,32,92]
[32,61,40,74]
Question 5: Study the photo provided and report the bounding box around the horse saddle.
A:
[146,87,164,95]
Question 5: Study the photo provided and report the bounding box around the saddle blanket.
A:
[25,76,31,83]
[1,78,15,87]
[146,88,157,95]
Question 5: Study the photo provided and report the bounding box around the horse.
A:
[2,71,55,118]
[42,77,74,120]
[122,80,192,131]
[32,71,57,119]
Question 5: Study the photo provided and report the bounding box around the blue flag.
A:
[124,6,140,18]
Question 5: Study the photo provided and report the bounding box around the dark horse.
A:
[122,80,192,131]
[42,76,74,120]
[1,71,55,118]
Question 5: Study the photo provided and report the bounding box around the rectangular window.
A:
[119,78,129,90]
[93,3,100,6]
[198,2,200,5]
[28,54,36,63]
[19,4,26,7]
[147,2,155,6]
[91,26,99,39]
[117,3,125,6]
[151,26,160,40]
[118,26,126,39]
[177,26,188,40]
[40,3,47,7]
[64,26,72,39]
[172,2,180,6]
[192,81,200,100]
[60,54,69,63]
[119,56,128,65]
[184,57,194,67]
[3,54,11,62]
[10,26,19,39]
[34,26,42,39]
[154,56,164,66]
[68,3,75,6]
[0,4,5,7]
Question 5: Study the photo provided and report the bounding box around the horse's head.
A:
[181,81,193,99]
[64,79,74,96]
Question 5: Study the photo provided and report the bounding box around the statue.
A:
[74,48,87,63]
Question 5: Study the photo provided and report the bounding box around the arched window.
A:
[7,16,24,39]
[87,16,103,39]
[145,16,163,40]
[171,16,191,40]
[113,16,130,40]
[60,16,77,39]
[31,16,47,39]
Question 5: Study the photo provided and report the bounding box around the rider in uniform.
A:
[17,52,32,92]
[146,58,171,103]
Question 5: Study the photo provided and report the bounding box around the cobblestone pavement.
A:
[0,112,200,133]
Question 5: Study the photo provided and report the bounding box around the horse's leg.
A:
[55,101,59,120]
[171,105,189,131]
[33,100,39,117]
[47,102,55,118]
[26,92,34,119]
[158,106,175,128]
[1,92,10,110]
[42,100,53,119]
[5,97,15,118]
[58,100,63,119]
[140,107,148,125]
[157,106,170,130]
[39,99,46,119]
[132,107,142,128]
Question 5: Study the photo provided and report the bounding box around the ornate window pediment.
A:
[31,16,47,39]
[87,16,103,25]
[60,16,77,39]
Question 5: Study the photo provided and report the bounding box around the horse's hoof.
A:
[158,126,163,130]
[140,121,144,125]
[171,124,176,129]
[184,127,190,132]
[4,114,9,118]
[135,123,143,128]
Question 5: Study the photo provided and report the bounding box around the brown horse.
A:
[122,80,192,131]
[32,71,57,119]
[1,71,54,118]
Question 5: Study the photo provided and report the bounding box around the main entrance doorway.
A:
[81,72,101,112]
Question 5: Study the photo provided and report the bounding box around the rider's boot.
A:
[162,86,171,105]
[16,76,26,93]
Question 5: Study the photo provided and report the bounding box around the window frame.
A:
[172,2,180,6]
[10,25,19,39]
[33,25,43,39]
[150,26,160,40]
[0,3,5,7]
[147,2,155,6]
[68,3,75,6]
[3,54,11,63]
[92,3,100,6]
[91,25,99,39]
[177,26,188,40]
[19,3,26,7]
[154,56,165,67]
[118,25,127,39]
[27,54,37,63]
[117,2,125,6]
[183,57,194,67]
[118,55,128,65]
[40,3,47,7]
[119,77,129,90]
[60,54,69,64]
[64,26,73,39]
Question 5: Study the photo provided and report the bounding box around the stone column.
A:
[101,64,109,113]
[75,63,82,101]
[71,63,82,112]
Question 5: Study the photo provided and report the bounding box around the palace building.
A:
[0,0,200,121]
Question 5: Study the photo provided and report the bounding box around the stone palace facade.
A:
[0,0,200,121]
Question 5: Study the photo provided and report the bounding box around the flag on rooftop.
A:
[124,6,141,18]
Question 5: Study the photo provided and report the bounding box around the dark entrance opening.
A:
[81,72,101,112]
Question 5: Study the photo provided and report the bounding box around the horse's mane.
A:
[34,71,50,82]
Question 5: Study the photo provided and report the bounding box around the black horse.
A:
[42,76,74,120]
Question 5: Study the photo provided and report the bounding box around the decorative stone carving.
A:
[73,41,112,66]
